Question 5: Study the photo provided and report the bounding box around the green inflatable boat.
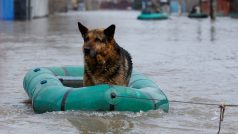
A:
[23,66,169,113]
[137,12,169,20]
[188,13,208,19]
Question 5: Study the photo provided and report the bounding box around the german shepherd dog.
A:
[78,22,133,87]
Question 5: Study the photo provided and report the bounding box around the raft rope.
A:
[169,100,238,134]
[111,93,238,134]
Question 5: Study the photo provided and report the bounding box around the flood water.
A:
[0,11,238,134]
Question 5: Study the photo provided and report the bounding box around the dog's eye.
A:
[95,38,102,42]
[84,37,89,42]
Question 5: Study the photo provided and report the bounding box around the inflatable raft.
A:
[23,66,169,113]
[137,12,169,20]
[188,13,208,19]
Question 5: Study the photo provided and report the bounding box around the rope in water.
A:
[112,94,238,134]
[169,100,238,134]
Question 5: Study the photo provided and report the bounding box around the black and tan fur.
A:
[78,22,133,86]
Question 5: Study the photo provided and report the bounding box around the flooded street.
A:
[0,11,238,133]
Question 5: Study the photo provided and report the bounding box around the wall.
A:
[0,0,14,20]
[216,0,230,15]
[170,0,200,14]
[49,0,68,14]
[31,0,49,18]
[201,0,231,16]
[230,0,238,13]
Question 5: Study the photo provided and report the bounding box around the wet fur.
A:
[78,22,132,86]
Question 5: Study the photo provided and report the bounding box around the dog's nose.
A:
[84,47,90,54]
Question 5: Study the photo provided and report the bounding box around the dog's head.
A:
[78,22,116,59]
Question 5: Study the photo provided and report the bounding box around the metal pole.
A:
[210,0,216,20]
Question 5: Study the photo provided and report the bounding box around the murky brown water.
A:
[0,11,238,134]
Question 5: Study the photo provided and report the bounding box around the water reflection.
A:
[195,19,216,42]
[210,23,216,42]
[68,117,134,133]
[196,20,202,42]
[0,21,14,33]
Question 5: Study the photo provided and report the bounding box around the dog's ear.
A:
[78,22,88,38]
[104,24,115,40]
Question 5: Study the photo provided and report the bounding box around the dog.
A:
[78,22,133,87]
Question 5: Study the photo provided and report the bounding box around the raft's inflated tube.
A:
[188,13,208,18]
[137,12,169,20]
[23,66,169,113]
